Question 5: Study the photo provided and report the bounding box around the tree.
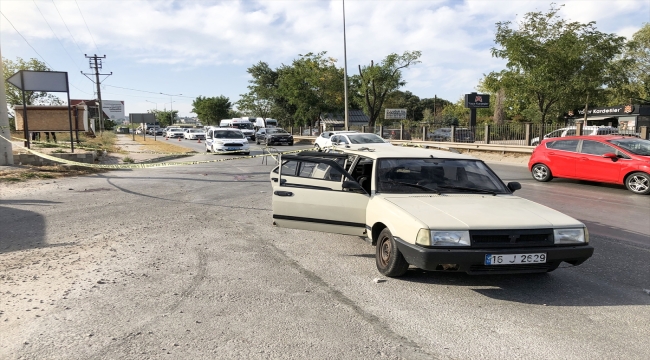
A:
[277,52,344,127]
[191,96,231,125]
[352,51,421,126]
[150,109,178,127]
[606,23,650,104]
[382,90,422,122]
[3,57,64,108]
[486,4,626,123]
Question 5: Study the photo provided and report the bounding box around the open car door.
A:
[272,154,369,236]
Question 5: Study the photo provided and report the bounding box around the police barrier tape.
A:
[2,134,308,169]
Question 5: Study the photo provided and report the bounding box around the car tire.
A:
[256,139,260,145]
[206,145,210,153]
[625,172,650,195]
[289,142,294,146]
[315,143,321,151]
[531,164,552,182]
[376,228,409,277]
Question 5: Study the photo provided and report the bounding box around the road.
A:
[1,149,648,359]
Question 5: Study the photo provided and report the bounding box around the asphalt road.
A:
[1,151,649,359]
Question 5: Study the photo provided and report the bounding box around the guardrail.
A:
[292,136,534,154]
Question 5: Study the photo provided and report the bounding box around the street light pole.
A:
[342,0,349,131]
[146,100,159,140]
[161,92,182,126]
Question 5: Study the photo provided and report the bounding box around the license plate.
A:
[484,253,546,265]
[227,148,238,151]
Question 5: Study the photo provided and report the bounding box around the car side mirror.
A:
[602,152,618,161]
[507,182,521,192]
[342,180,362,190]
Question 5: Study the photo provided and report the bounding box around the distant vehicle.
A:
[531,126,617,146]
[529,135,650,195]
[314,131,358,150]
[255,127,294,146]
[220,118,256,139]
[205,128,250,154]
[184,128,206,140]
[252,117,278,129]
[166,127,185,138]
[326,133,391,150]
[428,128,475,143]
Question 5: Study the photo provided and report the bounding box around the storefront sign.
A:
[575,105,636,117]
[464,93,490,108]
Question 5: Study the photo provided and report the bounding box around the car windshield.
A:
[347,134,385,144]
[170,128,182,131]
[233,123,253,130]
[215,131,245,139]
[189,129,203,133]
[268,128,289,134]
[608,138,650,155]
[376,158,509,194]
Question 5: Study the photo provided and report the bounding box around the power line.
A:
[32,0,83,72]
[103,84,195,98]
[51,0,85,56]
[0,11,54,69]
[74,0,100,55]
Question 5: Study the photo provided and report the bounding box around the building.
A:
[319,109,370,130]
[568,104,650,132]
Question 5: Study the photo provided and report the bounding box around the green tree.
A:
[382,90,422,123]
[352,51,421,126]
[606,23,650,104]
[3,57,64,107]
[191,96,232,125]
[485,4,626,123]
[150,109,178,127]
[278,52,344,127]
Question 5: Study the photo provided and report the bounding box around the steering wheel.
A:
[385,167,405,181]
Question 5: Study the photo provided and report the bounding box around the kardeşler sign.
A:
[575,105,635,117]
[385,109,407,120]
[464,93,490,108]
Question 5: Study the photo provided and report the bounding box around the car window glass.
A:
[546,140,578,151]
[347,134,385,144]
[330,135,339,143]
[273,160,298,175]
[581,140,617,156]
[339,136,349,144]
[565,129,576,136]
[298,162,317,177]
[608,139,650,156]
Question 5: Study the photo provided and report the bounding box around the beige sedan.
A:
[271,146,593,277]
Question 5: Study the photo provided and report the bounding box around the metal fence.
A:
[290,123,647,145]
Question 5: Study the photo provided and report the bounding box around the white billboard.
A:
[102,100,125,121]
[385,108,407,120]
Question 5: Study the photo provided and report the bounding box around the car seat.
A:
[356,163,373,193]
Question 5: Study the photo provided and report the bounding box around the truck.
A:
[219,118,255,139]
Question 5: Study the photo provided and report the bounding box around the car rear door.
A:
[272,155,369,236]
[544,140,579,178]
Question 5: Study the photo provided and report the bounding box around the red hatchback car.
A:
[528,135,650,195]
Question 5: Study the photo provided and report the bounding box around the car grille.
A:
[470,229,553,248]
[223,143,243,147]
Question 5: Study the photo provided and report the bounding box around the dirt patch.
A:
[131,137,196,153]
[458,149,531,165]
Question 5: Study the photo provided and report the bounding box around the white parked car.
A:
[270,146,593,277]
[184,128,206,140]
[531,126,617,146]
[325,133,392,150]
[166,128,185,138]
[314,131,358,150]
[205,128,250,155]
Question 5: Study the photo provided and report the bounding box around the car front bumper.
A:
[394,237,594,274]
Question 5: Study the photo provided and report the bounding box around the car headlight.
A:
[416,229,471,246]
[554,228,588,244]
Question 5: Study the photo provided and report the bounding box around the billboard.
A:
[102,100,125,121]
[385,109,407,120]
[464,93,490,108]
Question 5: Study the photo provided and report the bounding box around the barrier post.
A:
[525,123,532,146]
[484,124,490,144]
[400,122,404,140]
[451,125,456,142]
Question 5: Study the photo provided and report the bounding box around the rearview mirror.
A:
[602,152,618,161]
[507,182,521,192]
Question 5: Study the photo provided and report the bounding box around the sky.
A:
[1,0,648,118]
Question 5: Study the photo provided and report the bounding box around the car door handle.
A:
[274,191,293,197]
[271,178,287,184]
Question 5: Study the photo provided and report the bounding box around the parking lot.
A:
[1,149,649,359]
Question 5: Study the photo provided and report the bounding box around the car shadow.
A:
[0,204,75,254]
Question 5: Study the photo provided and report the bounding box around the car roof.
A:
[333,145,476,160]
[541,135,633,142]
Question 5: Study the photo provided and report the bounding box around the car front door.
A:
[576,140,622,182]
[272,155,369,236]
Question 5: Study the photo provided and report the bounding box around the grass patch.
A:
[52,149,66,153]
[0,165,107,184]
[122,156,135,163]
[132,137,196,154]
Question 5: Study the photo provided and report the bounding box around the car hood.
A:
[382,194,582,230]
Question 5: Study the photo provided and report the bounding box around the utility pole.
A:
[0,48,14,165]
[81,54,111,136]
[342,0,349,131]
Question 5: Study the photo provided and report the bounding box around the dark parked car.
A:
[255,128,294,146]
[528,135,650,195]
[428,128,475,143]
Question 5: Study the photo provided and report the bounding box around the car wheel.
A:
[289,142,294,146]
[375,228,409,277]
[206,144,210,152]
[531,164,552,182]
[314,143,321,151]
[625,172,650,195]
